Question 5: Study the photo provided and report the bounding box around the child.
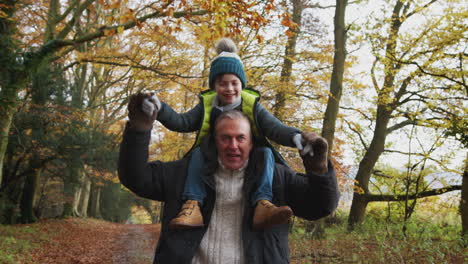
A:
[143,38,307,230]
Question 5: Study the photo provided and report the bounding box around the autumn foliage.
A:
[0,0,466,262]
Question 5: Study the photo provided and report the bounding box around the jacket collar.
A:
[212,96,242,111]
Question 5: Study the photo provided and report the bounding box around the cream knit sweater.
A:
[191,163,246,264]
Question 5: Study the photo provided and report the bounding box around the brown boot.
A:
[253,200,293,230]
[169,200,204,229]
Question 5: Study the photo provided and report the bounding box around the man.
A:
[119,93,339,264]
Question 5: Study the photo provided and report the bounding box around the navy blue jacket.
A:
[118,125,340,264]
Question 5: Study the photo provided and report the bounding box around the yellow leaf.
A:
[108,2,120,9]
[103,29,115,36]
[117,26,124,34]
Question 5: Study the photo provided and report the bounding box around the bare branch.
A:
[459,52,467,94]
[373,169,392,178]
[79,59,202,79]
[56,0,79,23]
[296,93,321,101]
[399,60,467,89]
[386,119,418,135]
[340,106,374,122]
[365,185,461,202]
[405,0,439,19]
[343,118,369,151]
[391,70,422,108]
[56,0,95,40]
[371,58,380,92]
[303,1,335,9]
[38,9,208,57]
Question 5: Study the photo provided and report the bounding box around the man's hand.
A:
[127,93,158,131]
[142,94,161,117]
[300,132,328,175]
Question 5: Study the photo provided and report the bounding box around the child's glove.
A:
[293,133,314,157]
[300,132,328,175]
[128,93,157,131]
[142,94,161,117]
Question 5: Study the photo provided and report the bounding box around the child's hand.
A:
[300,132,328,175]
[142,94,161,117]
[293,133,314,156]
[127,93,158,131]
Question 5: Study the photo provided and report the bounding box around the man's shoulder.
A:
[147,156,190,178]
[151,156,190,169]
[148,157,190,187]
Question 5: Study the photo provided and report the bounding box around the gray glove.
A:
[142,94,161,117]
[127,93,157,131]
[293,133,314,157]
[300,132,328,175]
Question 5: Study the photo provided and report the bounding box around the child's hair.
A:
[209,38,247,89]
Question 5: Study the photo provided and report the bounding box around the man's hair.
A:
[214,110,252,137]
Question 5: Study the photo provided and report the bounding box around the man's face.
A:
[215,117,253,170]
[214,74,242,106]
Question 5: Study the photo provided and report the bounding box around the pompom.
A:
[215,38,237,54]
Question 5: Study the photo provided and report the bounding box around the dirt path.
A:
[22,218,161,264]
[112,224,160,264]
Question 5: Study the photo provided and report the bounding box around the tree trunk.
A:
[18,53,53,221]
[79,178,91,217]
[347,1,405,230]
[0,108,15,187]
[321,0,348,154]
[461,153,468,246]
[11,0,62,222]
[348,108,392,228]
[1,176,23,224]
[0,1,24,186]
[136,200,157,224]
[72,183,83,217]
[62,167,82,218]
[95,187,102,218]
[63,165,85,218]
[348,193,369,230]
[88,182,102,218]
[303,0,348,238]
[273,0,303,120]
[19,167,41,223]
[62,178,74,218]
[303,0,348,239]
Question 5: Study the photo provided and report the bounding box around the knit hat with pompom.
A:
[209,38,246,89]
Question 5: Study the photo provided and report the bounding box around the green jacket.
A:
[195,89,261,145]
[156,88,301,150]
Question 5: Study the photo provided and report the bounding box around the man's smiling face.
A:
[215,116,253,171]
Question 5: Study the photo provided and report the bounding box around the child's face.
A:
[214,74,242,106]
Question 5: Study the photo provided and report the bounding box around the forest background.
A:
[0,0,466,263]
